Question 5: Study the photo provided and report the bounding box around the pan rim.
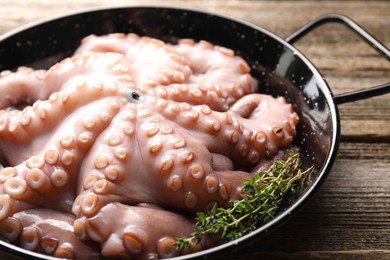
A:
[0,4,341,259]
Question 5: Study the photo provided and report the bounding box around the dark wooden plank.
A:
[0,1,389,259]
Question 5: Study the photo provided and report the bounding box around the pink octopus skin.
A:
[0,33,299,259]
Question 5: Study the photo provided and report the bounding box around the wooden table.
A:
[0,0,389,259]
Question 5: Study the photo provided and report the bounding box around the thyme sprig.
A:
[175,151,313,250]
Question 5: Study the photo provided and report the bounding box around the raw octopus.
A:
[0,33,298,259]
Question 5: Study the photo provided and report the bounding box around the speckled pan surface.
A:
[0,6,338,259]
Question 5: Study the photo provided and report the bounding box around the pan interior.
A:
[0,6,339,259]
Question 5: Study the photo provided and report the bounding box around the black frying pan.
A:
[0,6,389,260]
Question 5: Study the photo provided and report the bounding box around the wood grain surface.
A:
[0,1,389,259]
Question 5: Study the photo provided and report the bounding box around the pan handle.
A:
[285,13,390,105]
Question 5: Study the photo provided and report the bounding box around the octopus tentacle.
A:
[171,39,258,103]
[0,193,35,222]
[75,33,192,88]
[0,52,130,109]
[0,88,118,144]
[44,52,134,91]
[0,209,99,258]
[1,162,74,211]
[0,96,124,165]
[74,103,248,218]
[73,105,140,218]
[74,202,205,259]
[0,98,125,216]
[153,39,260,111]
[154,83,232,111]
[0,54,135,169]
[155,94,298,167]
[130,105,250,211]
[0,67,46,109]
[228,94,299,158]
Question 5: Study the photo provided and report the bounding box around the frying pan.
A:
[0,6,389,260]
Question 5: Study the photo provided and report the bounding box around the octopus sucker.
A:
[54,243,75,259]
[99,234,126,256]
[205,174,219,194]
[44,150,60,165]
[60,134,76,149]
[104,165,123,182]
[41,237,59,255]
[167,175,183,192]
[171,137,186,149]
[50,169,69,188]
[188,164,205,180]
[3,177,28,199]
[82,174,99,191]
[149,138,163,154]
[25,168,50,191]
[0,195,12,221]
[184,192,199,209]
[0,33,300,259]
[157,236,180,258]
[178,149,194,164]
[80,193,100,216]
[20,226,41,250]
[92,179,114,195]
[60,150,76,168]
[159,155,175,174]
[218,184,230,201]
[0,167,17,183]
[122,230,144,254]
[247,149,261,164]
[0,216,23,242]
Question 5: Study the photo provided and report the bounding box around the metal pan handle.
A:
[285,13,390,105]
